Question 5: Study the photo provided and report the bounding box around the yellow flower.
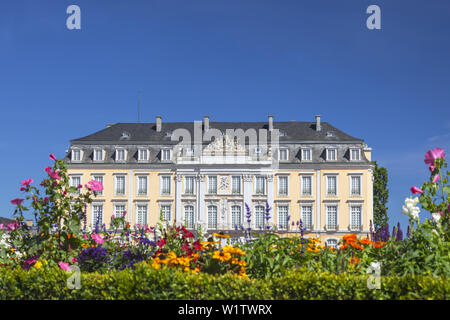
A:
[34,261,43,269]
[213,233,230,239]
[212,250,231,262]
[10,248,15,252]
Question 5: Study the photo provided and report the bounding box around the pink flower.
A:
[33,196,37,203]
[43,197,49,203]
[432,174,440,183]
[49,153,57,161]
[49,171,61,180]
[6,222,19,231]
[91,233,104,244]
[71,257,77,264]
[429,165,436,172]
[21,178,33,186]
[11,198,24,205]
[0,224,3,229]
[20,187,26,191]
[83,234,88,240]
[123,210,127,216]
[410,186,424,194]
[424,148,445,166]
[58,262,71,271]
[44,166,52,174]
[85,180,103,192]
[77,184,82,189]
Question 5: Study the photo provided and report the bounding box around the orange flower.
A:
[343,234,357,242]
[360,238,373,245]
[373,241,386,248]
[351,243,364,250]
[350,257,361,265]
[340,244,348,250]
[67,234,71,239]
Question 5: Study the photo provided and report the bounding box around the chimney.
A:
[315,115,321,132]
[268,115,273,131]
[156,116,162,132]
[204,116,210,131]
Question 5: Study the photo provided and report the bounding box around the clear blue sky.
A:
[1,0,449,232]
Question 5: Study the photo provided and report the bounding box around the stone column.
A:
[197,174,206,223]
[175,174,182,224]
[267,174,274,227]
[316,169,321,233]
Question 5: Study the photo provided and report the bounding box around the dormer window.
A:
[116,149,126,162]
[93,149,103,162]
[71,149,82,162]
[301,148,312,161]
[279,148,288,161]
[161,149,171,161]
[138,149,149,161]
[326,148,337,161]
[350,148,361,161]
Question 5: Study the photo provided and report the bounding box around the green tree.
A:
[372,161,389,231]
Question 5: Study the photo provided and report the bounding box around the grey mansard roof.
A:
[70,121,363,144]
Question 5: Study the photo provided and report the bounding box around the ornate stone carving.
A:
[243,174,253,182]
[219,176,229,190]
[203,134,247,155]
[197,174,206,182]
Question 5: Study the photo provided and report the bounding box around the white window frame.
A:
[254,205,266,229]
[93,148,104,162]
[136,175,148,196]
[135,203,148,226]
[160,175,172,196]
[161,148,172,161]
[115,148,127,162]
[325,237,339,249]
[231,176,241,195]
[184,176,196,195]
[91,203,104,227]
[325,204,339,231]
[325,175,338,197]
[300,204,313,230]
[349,204,363,231]
[91,174,104,196]
[71,149,82,162]
[69,175,82,194]
[279,148,289,161]
[138,148,149,162]
[207,205,218,230]
[113,203,127,219]
[184,205,195,229]
[254,176,266,195]
[300,174,313,197]
[301,148,312,162]
[207,175,218,194]
[114,175,126,196]
[349,174,362,196]
[230,204,242,229]
[326,148,337,161]
[277,205,289,230]
[160,204,172,222]
[350,148,361,161]
[277,175,289,196]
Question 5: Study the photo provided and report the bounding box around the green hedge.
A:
[0,265,448,300]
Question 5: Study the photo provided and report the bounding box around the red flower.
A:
[193,240,202,251]
[11,198,24,205]
[157,238,166,248]
[49,153,57,161]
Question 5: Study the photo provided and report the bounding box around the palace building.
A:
[65,115,374,247]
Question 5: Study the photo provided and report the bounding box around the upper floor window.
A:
[161,149,171,161]
[301,205,313,230]
[160,176,171,195]
[93,149,103,162]
[161,204,171,221]
[350,175,362,196]
[301,148,312,161]
[69,175,81,194]
[92,204,103,227]
[231,176,241,194]
[184,176,195,195]
[116,149,126,162]
[326,205,338,230]
[350,205,362,230]
[136,204,148,226]
[326,148,337,161]
[92,175,104,196]
[255,176,266,195]
[114,175,126,195]
[137,175,148,196]
[278,176,289,196]
[326,175,337,196]
[72,149,82,162]
[301,175,312,196]
[350,149,361,161]
[208,176,218,194]
[279,148,288,161]
[138,149,149,161]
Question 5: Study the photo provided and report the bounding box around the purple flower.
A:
[396,222,403,241]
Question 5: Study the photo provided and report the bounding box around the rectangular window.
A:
[255,205,265,229]
[255,176,266,195]
[301,176,312,196]
[350,176,361,196]
[326,176,337,196]
[350,149,361,161]
[278,176,288,196]
[184,176,195,195]
[207,206,218,229]
[326,239,338,249]
[92,175,104,196]
[301,206,313,229]
[326,206,338,230]
[136,205,148,226]
[116,149,126,161]
[302,149,312,161]
[161,205,171,221]
[231,205,242,229]
[138,149,148,161]
[277,206,289,230]
[231,176,241,194]
[72,149,81,162]
[115,175,126,195]
[92,204,103,227]
[184,205,194,229]
[137,176,148,195]
[161,176,171,195]
[326,149,337,161]
[350,205,362,230]
[70,176,81,194]
[93,149,103,161]
[114,204,126,218]
[208,176,217,194]
[279,149,288,161]
[161,149,171,161]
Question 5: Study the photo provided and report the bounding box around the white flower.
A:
[402,197,420,220]
[370,262,381,271]
[432,213,441,223]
